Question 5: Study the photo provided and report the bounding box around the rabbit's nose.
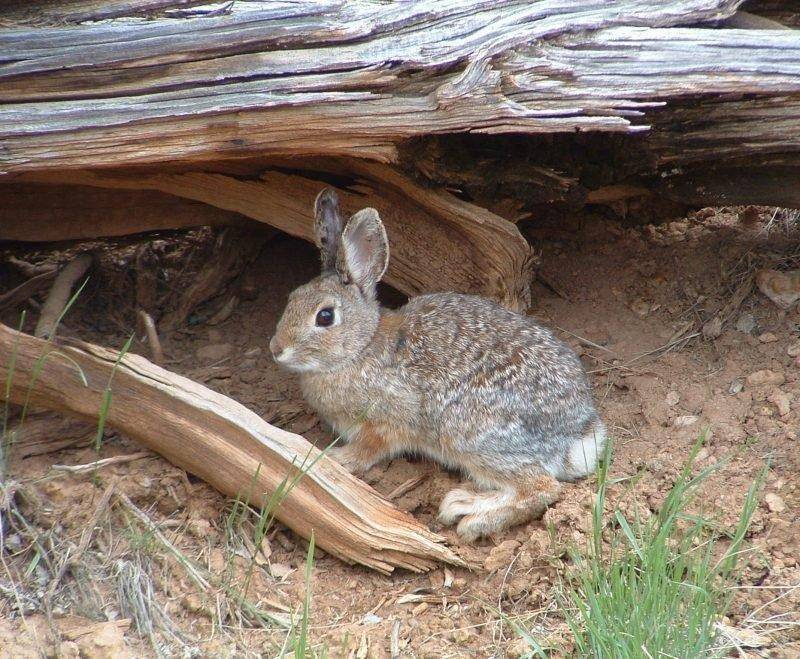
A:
[269,335,284,360]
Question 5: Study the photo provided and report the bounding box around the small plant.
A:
[278,533,327,659]
[521,438,764,658]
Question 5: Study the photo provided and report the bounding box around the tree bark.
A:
[0,322,464,573]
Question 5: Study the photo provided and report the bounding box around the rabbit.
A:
[270,188,606,541]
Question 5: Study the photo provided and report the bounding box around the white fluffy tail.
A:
[560,420,606,480]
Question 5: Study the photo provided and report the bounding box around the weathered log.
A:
[0,1,799,182]
[21,162,534,310]
[1,0,800,295]
[0,322,464,573]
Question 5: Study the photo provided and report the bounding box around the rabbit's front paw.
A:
[328,446,371,475]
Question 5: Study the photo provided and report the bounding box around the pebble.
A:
[769,389,792,417]
[196,342,234,362]
[361,614,382,625]
[765,493,787,513]
[665,391,680,406]
[735,313,756,334]
[758,332,778,343]
[239,368,262,385]
[729,379,744,395]
[788,342,800,357]
[673,415,699,428]
[747,369,785,387]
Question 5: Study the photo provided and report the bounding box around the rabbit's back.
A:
[390,293,603,479]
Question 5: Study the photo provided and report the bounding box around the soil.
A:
[1,207,798,657]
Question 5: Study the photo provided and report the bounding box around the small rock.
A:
[702,316,723,340]
[696,447,710,462]
[735,313,756,334]
[738,205,760,226]
[758,332,778,344]
[756,269,800,310]
[239,369,262,384]
[451,627,473,644]
[361,613,382,625]
[673,415,699,428]
[196,343,233,363]
[74,622,132,659]
[665,391,680,406]
[769,389,792,417]
[788,342,800,357]
[269,563,294,580]
[747,370,785,387]
[484,539,521,573]
[765,493,786,513]
[729,379,744,395]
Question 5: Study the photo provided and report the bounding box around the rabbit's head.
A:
[270,188,390,372]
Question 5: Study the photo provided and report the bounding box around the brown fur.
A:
[270,189,605,541]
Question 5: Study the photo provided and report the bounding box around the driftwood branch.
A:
[21,162,535,310]
[34,253,92,339]
[0,323,464,573]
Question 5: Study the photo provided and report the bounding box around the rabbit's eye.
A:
[315,307,335,327]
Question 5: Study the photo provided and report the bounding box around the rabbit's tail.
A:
[561,417,606,481]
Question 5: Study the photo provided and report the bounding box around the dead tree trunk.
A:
[0,323,464,573]
[1,0,800,305]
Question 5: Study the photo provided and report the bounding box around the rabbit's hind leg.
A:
[438,471,561,542]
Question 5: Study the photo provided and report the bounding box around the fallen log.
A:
[22,162,534,310]
[1,0,799,219]
[0,322,464,573]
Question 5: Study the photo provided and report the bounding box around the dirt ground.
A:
[1,206,799,657]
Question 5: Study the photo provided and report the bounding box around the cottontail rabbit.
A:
[270,189,605,541]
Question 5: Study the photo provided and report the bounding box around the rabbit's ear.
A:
[337,208,389,295]
[313,188,344,273]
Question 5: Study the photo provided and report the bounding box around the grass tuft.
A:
[527,437,765,658]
